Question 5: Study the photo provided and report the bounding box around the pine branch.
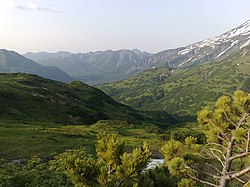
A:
[205,163,222,174]
[223,110,237,127]
[116,177,125,187]
[236,115,249,129]
[200,170,220,179]
[210,148,226,160]
[229,131,250,161]
[234,142,244,152]
[234,176,245,184]
[230,166,250,179]
[246,131,250,153]
[207,142,227,149]
[187,174,217,187]
[209,148,225,167]
[208,119,230,143]
[243,179,250,187]
[229,152,250,161]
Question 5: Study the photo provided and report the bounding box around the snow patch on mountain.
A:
[240,39,250,49]
[216,40,239,58]
[180,20,250,55]
[172,20,250,67]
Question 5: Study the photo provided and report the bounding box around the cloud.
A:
[5,1,60,13]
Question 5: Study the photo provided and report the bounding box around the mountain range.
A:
[24,49,152,84]
[98,45,250,117]
[24,20,250,84]
[0,49,73,83]
[0,21,249,86]
[0,20,250,162]
[146,20,250,68]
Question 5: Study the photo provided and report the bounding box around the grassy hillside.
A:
[0,73,176,125]
[99,46,250,117]
[0,73,177,160]
[0,73,139,124]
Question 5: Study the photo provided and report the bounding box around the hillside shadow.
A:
[138,110,196,129]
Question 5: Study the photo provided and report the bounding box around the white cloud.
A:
[4,1,15,8]
[27,1,37,10]
[4,0,60,13]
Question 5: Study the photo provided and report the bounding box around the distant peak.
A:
[0,49,13,53]
[242,19,250,26]
[0,49,21,56]
[214,19,250,41]
[131,49,152,56]
[56,51,71,55]
[131,49,142,53]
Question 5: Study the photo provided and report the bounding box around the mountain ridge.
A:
[24,20,250,84]
[24,49,152,84]
[147,20,250,68]
[98,45,250,116]
[0,49,74,83]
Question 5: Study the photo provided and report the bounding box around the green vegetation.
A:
[0,119,171,160]
[0,134,159,187]
[160,90,250,187]
[0,73,176,160]
[0,157,70,187]
[0,73,175,125]
[99,48,250,118]
[1,89,250,187]
[52,133,152,186]
[0,132,179,187]
[0,73,142,124]
[1,48,250,186]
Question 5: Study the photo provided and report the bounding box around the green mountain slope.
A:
[99,46,250,117]
[0,73,176,159]
[0,73,135,124]
[0,73,175,125]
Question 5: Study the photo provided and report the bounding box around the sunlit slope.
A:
[99,46,250,116]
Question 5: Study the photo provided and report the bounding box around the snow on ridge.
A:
[189,20,250,50]
[175,20,250,65]
[178,49,190,55]
[178,61,187,67]
[240,39,250,49]
[241,20,250,27]
[242,31,250,36]
[224,20,250,39]
[178,57,193,67]
[216,40,239,58]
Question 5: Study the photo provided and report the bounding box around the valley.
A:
[0,73,176,160]
[1,17,250,187]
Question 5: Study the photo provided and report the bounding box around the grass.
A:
[0,119,170,160]
[0,73,179,160]
[0,73,176,127]
[0,73,143,125]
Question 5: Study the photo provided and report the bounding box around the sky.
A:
[0,0,250,54]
